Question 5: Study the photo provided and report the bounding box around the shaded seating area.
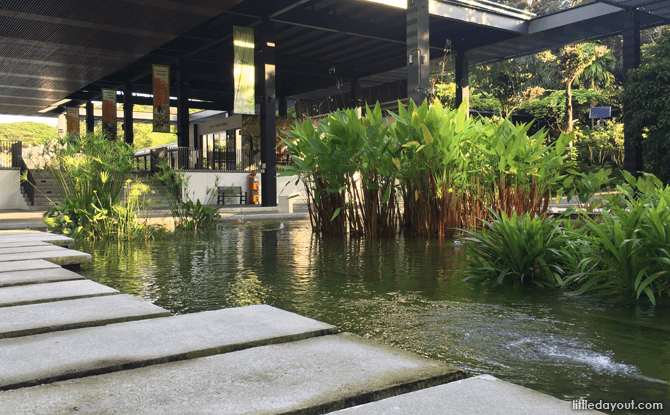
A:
[217,186,247,205]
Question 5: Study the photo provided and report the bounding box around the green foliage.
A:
[461,210,575,288]
[563,168,613,212]
[624,30,670,184]
[39,133,156,240]
[574,122,624,173]
[153,160,220,230]
[0,122,57,145]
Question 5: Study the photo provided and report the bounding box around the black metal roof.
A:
[0,0,667,116]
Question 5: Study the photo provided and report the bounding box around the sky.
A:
[0,114,58,126]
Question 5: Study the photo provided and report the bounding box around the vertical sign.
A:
[152,64,171,132]
[233,26,255,114]
[66,107,80,138]
[101,88,117,139]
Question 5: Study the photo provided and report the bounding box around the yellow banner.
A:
[233,26,255,114]
[66,107,80,138]
[101,88,117,139]
[152,64,171,132]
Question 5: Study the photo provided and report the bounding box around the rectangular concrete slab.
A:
[0,333,465,414]
[0,241,53,249]
[327,375,603,415]
[0,304,338,390]
[0,280,118,308]
[0,249,91,266]
[0,259,60,273]
[0,245,68,255]
[0,267,84,287]
[0,294,172,338]
[0,232,74,247]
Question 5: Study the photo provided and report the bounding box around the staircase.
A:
[20,171,171,212]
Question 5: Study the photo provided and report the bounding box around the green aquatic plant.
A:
[460,210,574,288]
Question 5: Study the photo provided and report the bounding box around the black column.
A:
[256,18,277,207]
[350,78,362,110]
[407,0,429,106]
[455,52,469,115]
[86,99,94,134]
[123,83,134,145]
[623,7,643,177]
[177,61,190,148]
[278,97,288,117]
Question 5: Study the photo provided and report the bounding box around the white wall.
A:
[182,172,307,206]
[0,170,27,210]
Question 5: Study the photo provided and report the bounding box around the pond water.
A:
[78,219,670,411]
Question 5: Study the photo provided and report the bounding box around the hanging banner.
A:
[233,26,255,114]
[66,107,80,138]
[152,64,171,132]
[101,88,117,140]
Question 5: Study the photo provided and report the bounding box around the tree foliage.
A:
[624,30,670,183]
[0,122,57,145]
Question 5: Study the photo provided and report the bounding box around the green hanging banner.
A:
[101,88,117,140]
[233,26,255,114]
[152,64,171,132]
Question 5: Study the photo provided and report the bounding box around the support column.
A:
[278,97,288,117]
[455,52,469,116]
[123,83,134,145]
[350,78,362,112]
[407,0,430,106]
[623,7,642,177]
[86,99,94,134]
[177,60,190,149]
[256,17,277,207]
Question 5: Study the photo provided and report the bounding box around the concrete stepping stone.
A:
[0,280,118,308]
[0,245,68,255]
[0,241,54,249]
[0,294,171,339]
[0,249,91,266]
[0,305,338,390]
[326,375,603,415]
[0,267,84,287]
[0,333,465,414]
[0,232,74,247]
[0,259,60,273]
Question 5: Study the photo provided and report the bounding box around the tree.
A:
[624,31,670,183]
[541,43,607,133]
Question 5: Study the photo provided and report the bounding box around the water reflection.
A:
[77,219,670,410]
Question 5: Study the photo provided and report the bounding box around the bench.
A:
[217,186,247,205]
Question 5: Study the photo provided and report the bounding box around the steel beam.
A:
[407,0,430,106]
[429,0,529,33]
[177,61,190,148]
[256,18,277,207]
[123,83,134,145]
[455,52,469,115]
[623,7,643,178]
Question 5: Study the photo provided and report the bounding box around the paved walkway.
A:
[0,231,602,414]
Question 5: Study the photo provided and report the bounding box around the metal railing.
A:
[0,140,21,170]
[134,146,292,173]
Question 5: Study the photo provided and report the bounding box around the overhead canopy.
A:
[0,0,667,116]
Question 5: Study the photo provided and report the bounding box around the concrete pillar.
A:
[455,52,469,116]
[123,83,134,145]
[177,60,190,149]
[623,8,643,178]
[86,99,94,134]
[256,17,277,207]
[407,0,430,106]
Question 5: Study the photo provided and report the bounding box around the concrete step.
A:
[0,305,337,390]
[0,266,85,287]
[0,280,119,308]
[0,332,465,414]
[0,259,61,273]
[0,294,171,339]
[326,375,603,415]
[0,241,53,249]
[0,248,90,266]
[0,245,68,255]
[0,232,74,247]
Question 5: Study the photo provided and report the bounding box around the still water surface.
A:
[78,219,670,410]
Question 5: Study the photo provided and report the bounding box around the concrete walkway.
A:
[0,231,602,414]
